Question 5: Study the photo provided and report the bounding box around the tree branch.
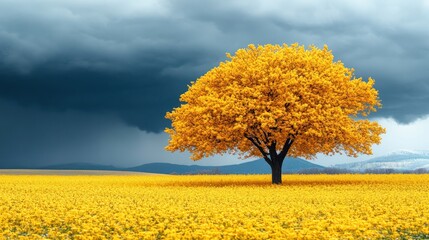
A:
[278,137,294,160]
[261,130,270,144]
[244,134,272,166]
[268,141,278,159]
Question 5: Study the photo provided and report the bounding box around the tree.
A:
[165,43,385,184]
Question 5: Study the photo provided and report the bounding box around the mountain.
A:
[127,158,324,174]
[126,162,212,174]
[334,150,429,171]
[39,162,121,171]
[14,158,324,174]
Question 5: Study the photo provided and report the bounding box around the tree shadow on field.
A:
[152,180,273,188]
[137,179,382,188]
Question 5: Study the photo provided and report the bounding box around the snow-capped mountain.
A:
[334,150,429,171]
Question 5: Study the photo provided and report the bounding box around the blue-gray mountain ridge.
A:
[35,157,324,174]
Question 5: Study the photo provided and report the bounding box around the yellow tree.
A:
[165,43,385,184]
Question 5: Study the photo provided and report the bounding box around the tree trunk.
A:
[245,135,293,184]
[270,158,283,184]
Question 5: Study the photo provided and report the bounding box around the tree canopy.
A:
[165,43,385,183]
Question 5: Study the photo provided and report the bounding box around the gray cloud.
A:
[0,100,243,167]
[1,0,429,166]
[1,0,429,130]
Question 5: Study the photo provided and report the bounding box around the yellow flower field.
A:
[1,174,429,239]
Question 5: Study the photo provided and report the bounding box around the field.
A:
[0,169,160,176]
[1,174,429,239]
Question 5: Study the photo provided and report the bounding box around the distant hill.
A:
[126,162,212,174]
[126,158,324,174]
[13,150,429,174]
[32,158,324,174]
[38,162,121,171]
[334,150,429,171]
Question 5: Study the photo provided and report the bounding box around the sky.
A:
[1,0,429,168]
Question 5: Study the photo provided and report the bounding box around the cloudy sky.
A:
[1,0,429,168]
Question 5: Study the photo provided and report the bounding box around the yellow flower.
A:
[0,174,429,239]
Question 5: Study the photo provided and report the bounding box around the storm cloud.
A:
[1,0,429,131]
[0,100,242,167]
[1,0,429,166]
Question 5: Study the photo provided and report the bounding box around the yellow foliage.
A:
[165,43,385,161]
[1,174,429,239]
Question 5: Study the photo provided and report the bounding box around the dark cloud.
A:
[0,0,226,132]
[0,65,187,131]
[376,80,429,123]
[0,100,122,167]
[1,0,428,133]
[0,100,243,168]
[1,1,429,168]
